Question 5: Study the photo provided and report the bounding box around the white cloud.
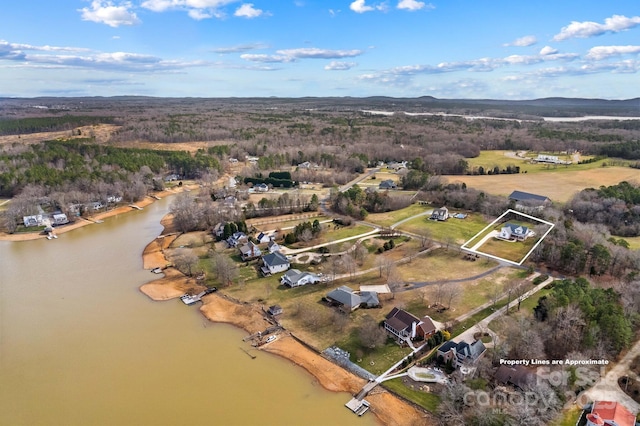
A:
[234,3,265,18]
[79,0,141,27]
[324,61,357,70]
[240,54,293,63]
[397,0,433,12]
[188,9,212,19]
[212,43,269,53]
[140,0,238,19]
[539,46,558,56]
[553,14,640,41]
[350,0,373,13]
[349,0,386,13]
[276,47,363,59]
[586,45,640,60]
[504,35,537,47]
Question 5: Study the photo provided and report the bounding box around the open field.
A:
[396,248,499,283]
[398,212,489,245]
[366,203,432,228]
[465,150,600,174]
[445,165,640,202]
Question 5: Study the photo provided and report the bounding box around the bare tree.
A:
[170,193,203,233]
[172,248,199,277]
[443,283,462,310]
[386,263,403,299]
[358,315,387,349]
[210,252,238,286]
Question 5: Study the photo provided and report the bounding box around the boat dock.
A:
[345,398,370,416]
[180,288,217,305]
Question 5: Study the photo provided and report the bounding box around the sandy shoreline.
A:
[0,188,186,242]
[139,218,434,426]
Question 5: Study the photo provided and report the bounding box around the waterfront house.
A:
[261,251,290,275]
[23,215,45,227]
[430,207,449,221]
[326,286,362,312]
[437,339,486,368]
[52,213,69,226]
[280,269,321,288]
[384,308,437,342]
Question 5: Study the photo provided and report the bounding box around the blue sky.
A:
[1,1,639,99]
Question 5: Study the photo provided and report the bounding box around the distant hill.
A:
[1,95,638,118]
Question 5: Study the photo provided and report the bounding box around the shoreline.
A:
[0,187,191,242]
[139,215,433,426]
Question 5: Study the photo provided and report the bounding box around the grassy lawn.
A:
[479,237,536,263]
[338,331,412,375]
[382,378,441,412]
[446,164,640,203]
[286,223,375,249]
[550,406,583,426]
[466,150,607,175]
[398,212,489,245]
[366,203,432,228]
[251,215,330,232]
[620,235,640,250]
[397,248,499,283]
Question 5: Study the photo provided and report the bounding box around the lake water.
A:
[0,199,377,426]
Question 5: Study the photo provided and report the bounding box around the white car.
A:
[265,335,277,343]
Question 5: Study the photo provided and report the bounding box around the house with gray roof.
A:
[281,269,321,288]
[498,223,530,241]
[508,190,550,211]
[430,207,449,221]
[437,339,486,368]
[326,286,363,312]
[378,179,397,190]
[261,251,290,276]
[239,241,261,261]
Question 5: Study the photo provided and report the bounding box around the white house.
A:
[281,269,321,287]
[261,251,290,275]
[256,232,271,244]
[52,213,69,225]
[498,223,530,241]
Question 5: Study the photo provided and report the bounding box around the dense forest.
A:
[1,97,639,181]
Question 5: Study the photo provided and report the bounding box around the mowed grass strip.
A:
[398,213,489,245]
[382,378,441,412]
[366,203,432,228]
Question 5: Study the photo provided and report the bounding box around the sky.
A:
[1,1,640,99]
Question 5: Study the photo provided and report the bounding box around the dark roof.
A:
[417,316,437,336]
[508,190,549,202]
[438,340,457,353]
[385,307,420,332]
[262,251,289,267]
[494,365,536,389]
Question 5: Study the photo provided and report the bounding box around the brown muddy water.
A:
[0,199,377,426]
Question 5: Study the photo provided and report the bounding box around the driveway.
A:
[578,339,640,412]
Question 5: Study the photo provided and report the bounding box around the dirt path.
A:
[579,340,640,412]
